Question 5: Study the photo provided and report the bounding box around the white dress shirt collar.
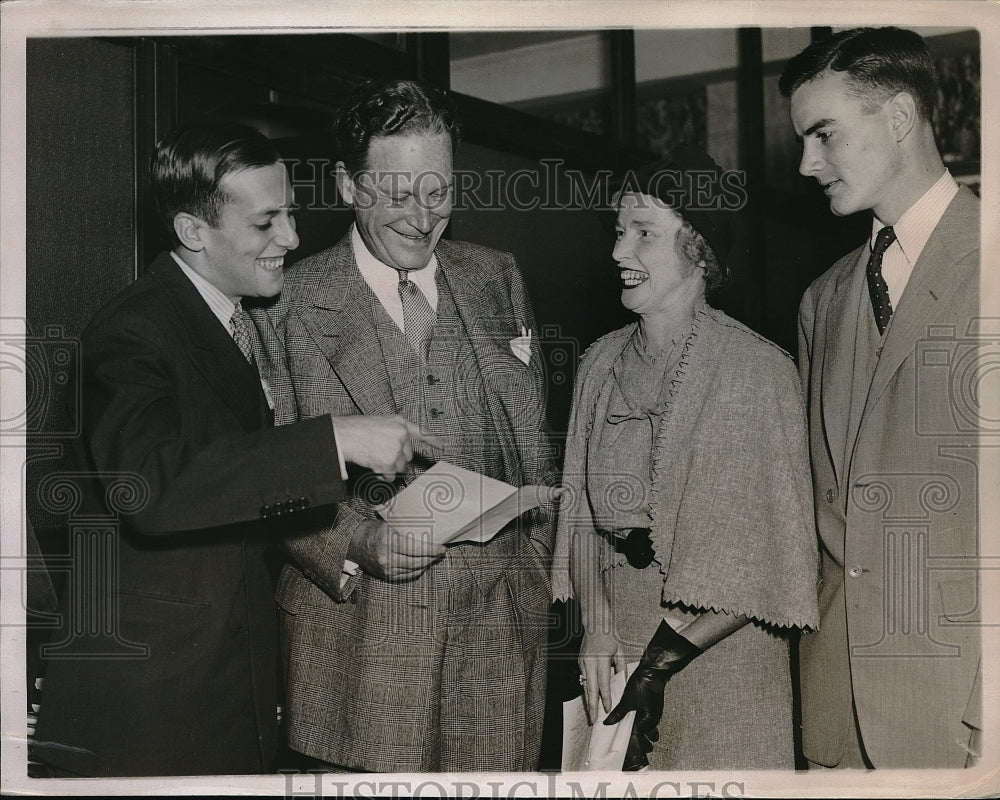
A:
[350,223,439,333]
[871,169,959,307]
[170,251,239,331]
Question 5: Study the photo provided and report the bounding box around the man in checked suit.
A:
[252,79,557,772]
[32,121,426,777]
[781,28,981,768]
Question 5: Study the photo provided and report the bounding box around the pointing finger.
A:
[402,421,447,450]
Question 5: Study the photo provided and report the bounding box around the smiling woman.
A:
[552,144,820,771]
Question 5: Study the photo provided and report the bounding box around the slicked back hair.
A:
[151,120,281,241]
[779,27,937,122]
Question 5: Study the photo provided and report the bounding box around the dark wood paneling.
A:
[406,32,451,89]
[737,27,767,334]
[135,38,178,269]
[26,38,136,528]
[610,30,636,148]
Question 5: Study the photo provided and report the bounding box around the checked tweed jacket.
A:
[250,232,558,771]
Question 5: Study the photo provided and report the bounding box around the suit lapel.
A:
[300,238,397,416]
[437,243,505,349]
[151,254,266,432]
[865,187,979,416]
[437,243,526,483]
[821,245,868,484]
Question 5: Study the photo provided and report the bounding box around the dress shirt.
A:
[171,251,347,478]
[171,251,239,329]
[873,169,959,308]
[341,225,441,585]
[351,223,439,330]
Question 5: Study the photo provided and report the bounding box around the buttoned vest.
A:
[373,270,505,485]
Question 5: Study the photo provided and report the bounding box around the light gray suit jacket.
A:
[797,186,981,767]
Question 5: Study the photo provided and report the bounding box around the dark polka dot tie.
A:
[866,226,896,335]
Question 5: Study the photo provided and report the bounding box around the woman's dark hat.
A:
[620,144,735,268]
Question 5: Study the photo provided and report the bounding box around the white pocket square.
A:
[510,326,532,365]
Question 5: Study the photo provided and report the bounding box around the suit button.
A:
[848,565,864,578]
[825,488,836,503]
[260,504,270,519]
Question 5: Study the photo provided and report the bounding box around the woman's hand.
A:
[578,627,625,727]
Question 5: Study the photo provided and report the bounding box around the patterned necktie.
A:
[397,270,436,360]
[230,301,255,364]
[866,226,896,335]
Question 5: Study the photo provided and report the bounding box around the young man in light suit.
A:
[781,27,981,769]
[252,79,558,772]
[32,121,426,777]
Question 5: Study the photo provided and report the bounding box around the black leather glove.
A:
[603,620,703,770]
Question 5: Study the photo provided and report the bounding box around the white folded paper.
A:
[562,662,639,772]
[375,461,558,547]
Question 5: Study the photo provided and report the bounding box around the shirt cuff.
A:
[330,417,349,480]
[341,559,360,589]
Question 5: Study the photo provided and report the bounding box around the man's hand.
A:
[347,519,446,582]
[333,415,444,481]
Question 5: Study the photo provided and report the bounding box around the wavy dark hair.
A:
[335,79,462,176]
[779,27,937,121]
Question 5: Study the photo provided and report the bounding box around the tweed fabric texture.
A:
[550,306,819,768]
[610,562,797,769]
[553,305,819,631]
[374,274,505,482]
[230,301,255,364]
[249,233,557,771]
[397,269,436,361]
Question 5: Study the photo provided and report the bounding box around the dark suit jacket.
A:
[33,252,346,776]
[798,187,981,767]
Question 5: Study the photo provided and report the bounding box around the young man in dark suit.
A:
[32,121,432,777]
[782,27,981,769]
